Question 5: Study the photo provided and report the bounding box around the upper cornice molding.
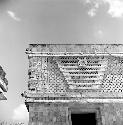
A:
[26,44,123,56]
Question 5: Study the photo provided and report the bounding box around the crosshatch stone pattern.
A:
[23,44,123,125]
[102,56,123,93]
[27,53,123,96]
[28,56,67,95]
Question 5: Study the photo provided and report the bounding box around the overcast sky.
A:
[0,0,123,124]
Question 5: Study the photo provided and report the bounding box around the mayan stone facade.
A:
[0,66,8,100]
[23,44,123,125]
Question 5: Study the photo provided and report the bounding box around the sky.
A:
[0,0,123,124]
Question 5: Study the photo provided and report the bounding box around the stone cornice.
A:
[26,44,123,53]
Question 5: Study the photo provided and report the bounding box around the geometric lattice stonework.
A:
[28,56,67,96]
[57,56,107,92]
[23,44,123,102]
[26,52,123,98]
[102,56,123,93]
[37,57,67,94]
[102,74,123,92]
[23,44,123,125]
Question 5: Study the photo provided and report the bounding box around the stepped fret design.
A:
[57,56,108,91]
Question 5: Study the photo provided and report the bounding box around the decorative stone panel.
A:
[24,45,123,99]
[23,44,123,125]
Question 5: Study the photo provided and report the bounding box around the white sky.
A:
[0,0,123,124]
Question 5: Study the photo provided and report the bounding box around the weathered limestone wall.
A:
[24,44,123,125]
[102,103,123,125]
[25,44,123,98]
[28,103,69,125]
[28,44,123,53]
[27,103,123,125]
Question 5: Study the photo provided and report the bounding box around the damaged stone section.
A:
[0,65,8,100]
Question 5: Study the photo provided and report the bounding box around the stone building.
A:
[23,44,123,125]
[0,66,8,100]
